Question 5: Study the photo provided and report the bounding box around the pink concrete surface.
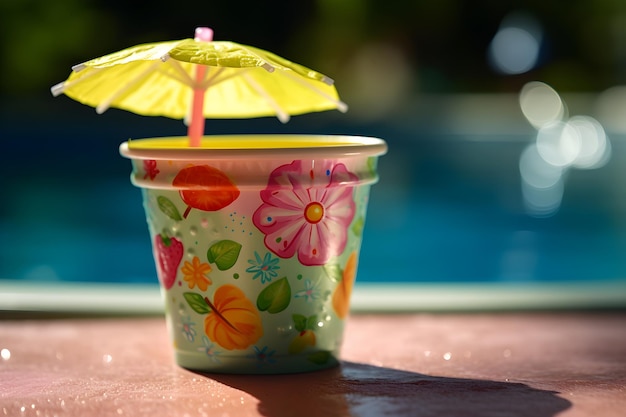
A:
[1,313,624,416]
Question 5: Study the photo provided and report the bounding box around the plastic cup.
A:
[120,135,387,374]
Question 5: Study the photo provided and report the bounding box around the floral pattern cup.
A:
[120,135,386,374]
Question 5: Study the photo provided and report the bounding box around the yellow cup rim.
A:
[120,135,388,160]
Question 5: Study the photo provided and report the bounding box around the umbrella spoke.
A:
[242,73,290,123]
[96,61,162,114]
[162,57,196,88]
[200,68,248,90]
[200,67,225,89]
[282,71,349,113]
[50,67,104,97]
[156,68,194,87]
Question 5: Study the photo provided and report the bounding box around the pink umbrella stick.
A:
[188,27,214,147]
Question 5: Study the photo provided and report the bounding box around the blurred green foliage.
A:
[2,0,626,99]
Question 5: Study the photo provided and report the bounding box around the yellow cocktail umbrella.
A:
[52,27,347,147]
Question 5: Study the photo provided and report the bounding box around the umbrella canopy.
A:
[51,27,348,146]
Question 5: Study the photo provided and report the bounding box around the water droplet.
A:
[424,350,431,357]
[102,354,113,364]
[443,352,452,361]
[1,348,10,360]
[277,324,294,335]
[189,226,197,236]
[187,248,195,258]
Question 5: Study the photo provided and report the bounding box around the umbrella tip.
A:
[195,27,214,42]
[50,82,65,97]
[321,75,335,86]
[72,63,86,73]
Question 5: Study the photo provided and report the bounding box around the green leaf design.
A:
[257,277,291,314]
[183,292,211,314]
[367,156,377,176]
[293,314,307,332]
[323,263,343,282]
[307,351,332,365]
[207,240,242,270]
[157,195,183,221]
[306,315,318,331]
[351,216,364,237]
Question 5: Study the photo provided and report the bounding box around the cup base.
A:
[175,349,341,374]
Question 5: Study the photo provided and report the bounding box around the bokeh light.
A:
[568,116,610,169]
[518,81,611,217]
[488,12,542,75]
[338,42,413,120]
[536,121,581,167]
[519,82,565,129]
[595,85,626,134]
[519,144,565,217]
[519,143,564,190]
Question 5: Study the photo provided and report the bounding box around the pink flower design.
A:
[253,160,358,266]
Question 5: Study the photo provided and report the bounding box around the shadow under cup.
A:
[120,135,387,374]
